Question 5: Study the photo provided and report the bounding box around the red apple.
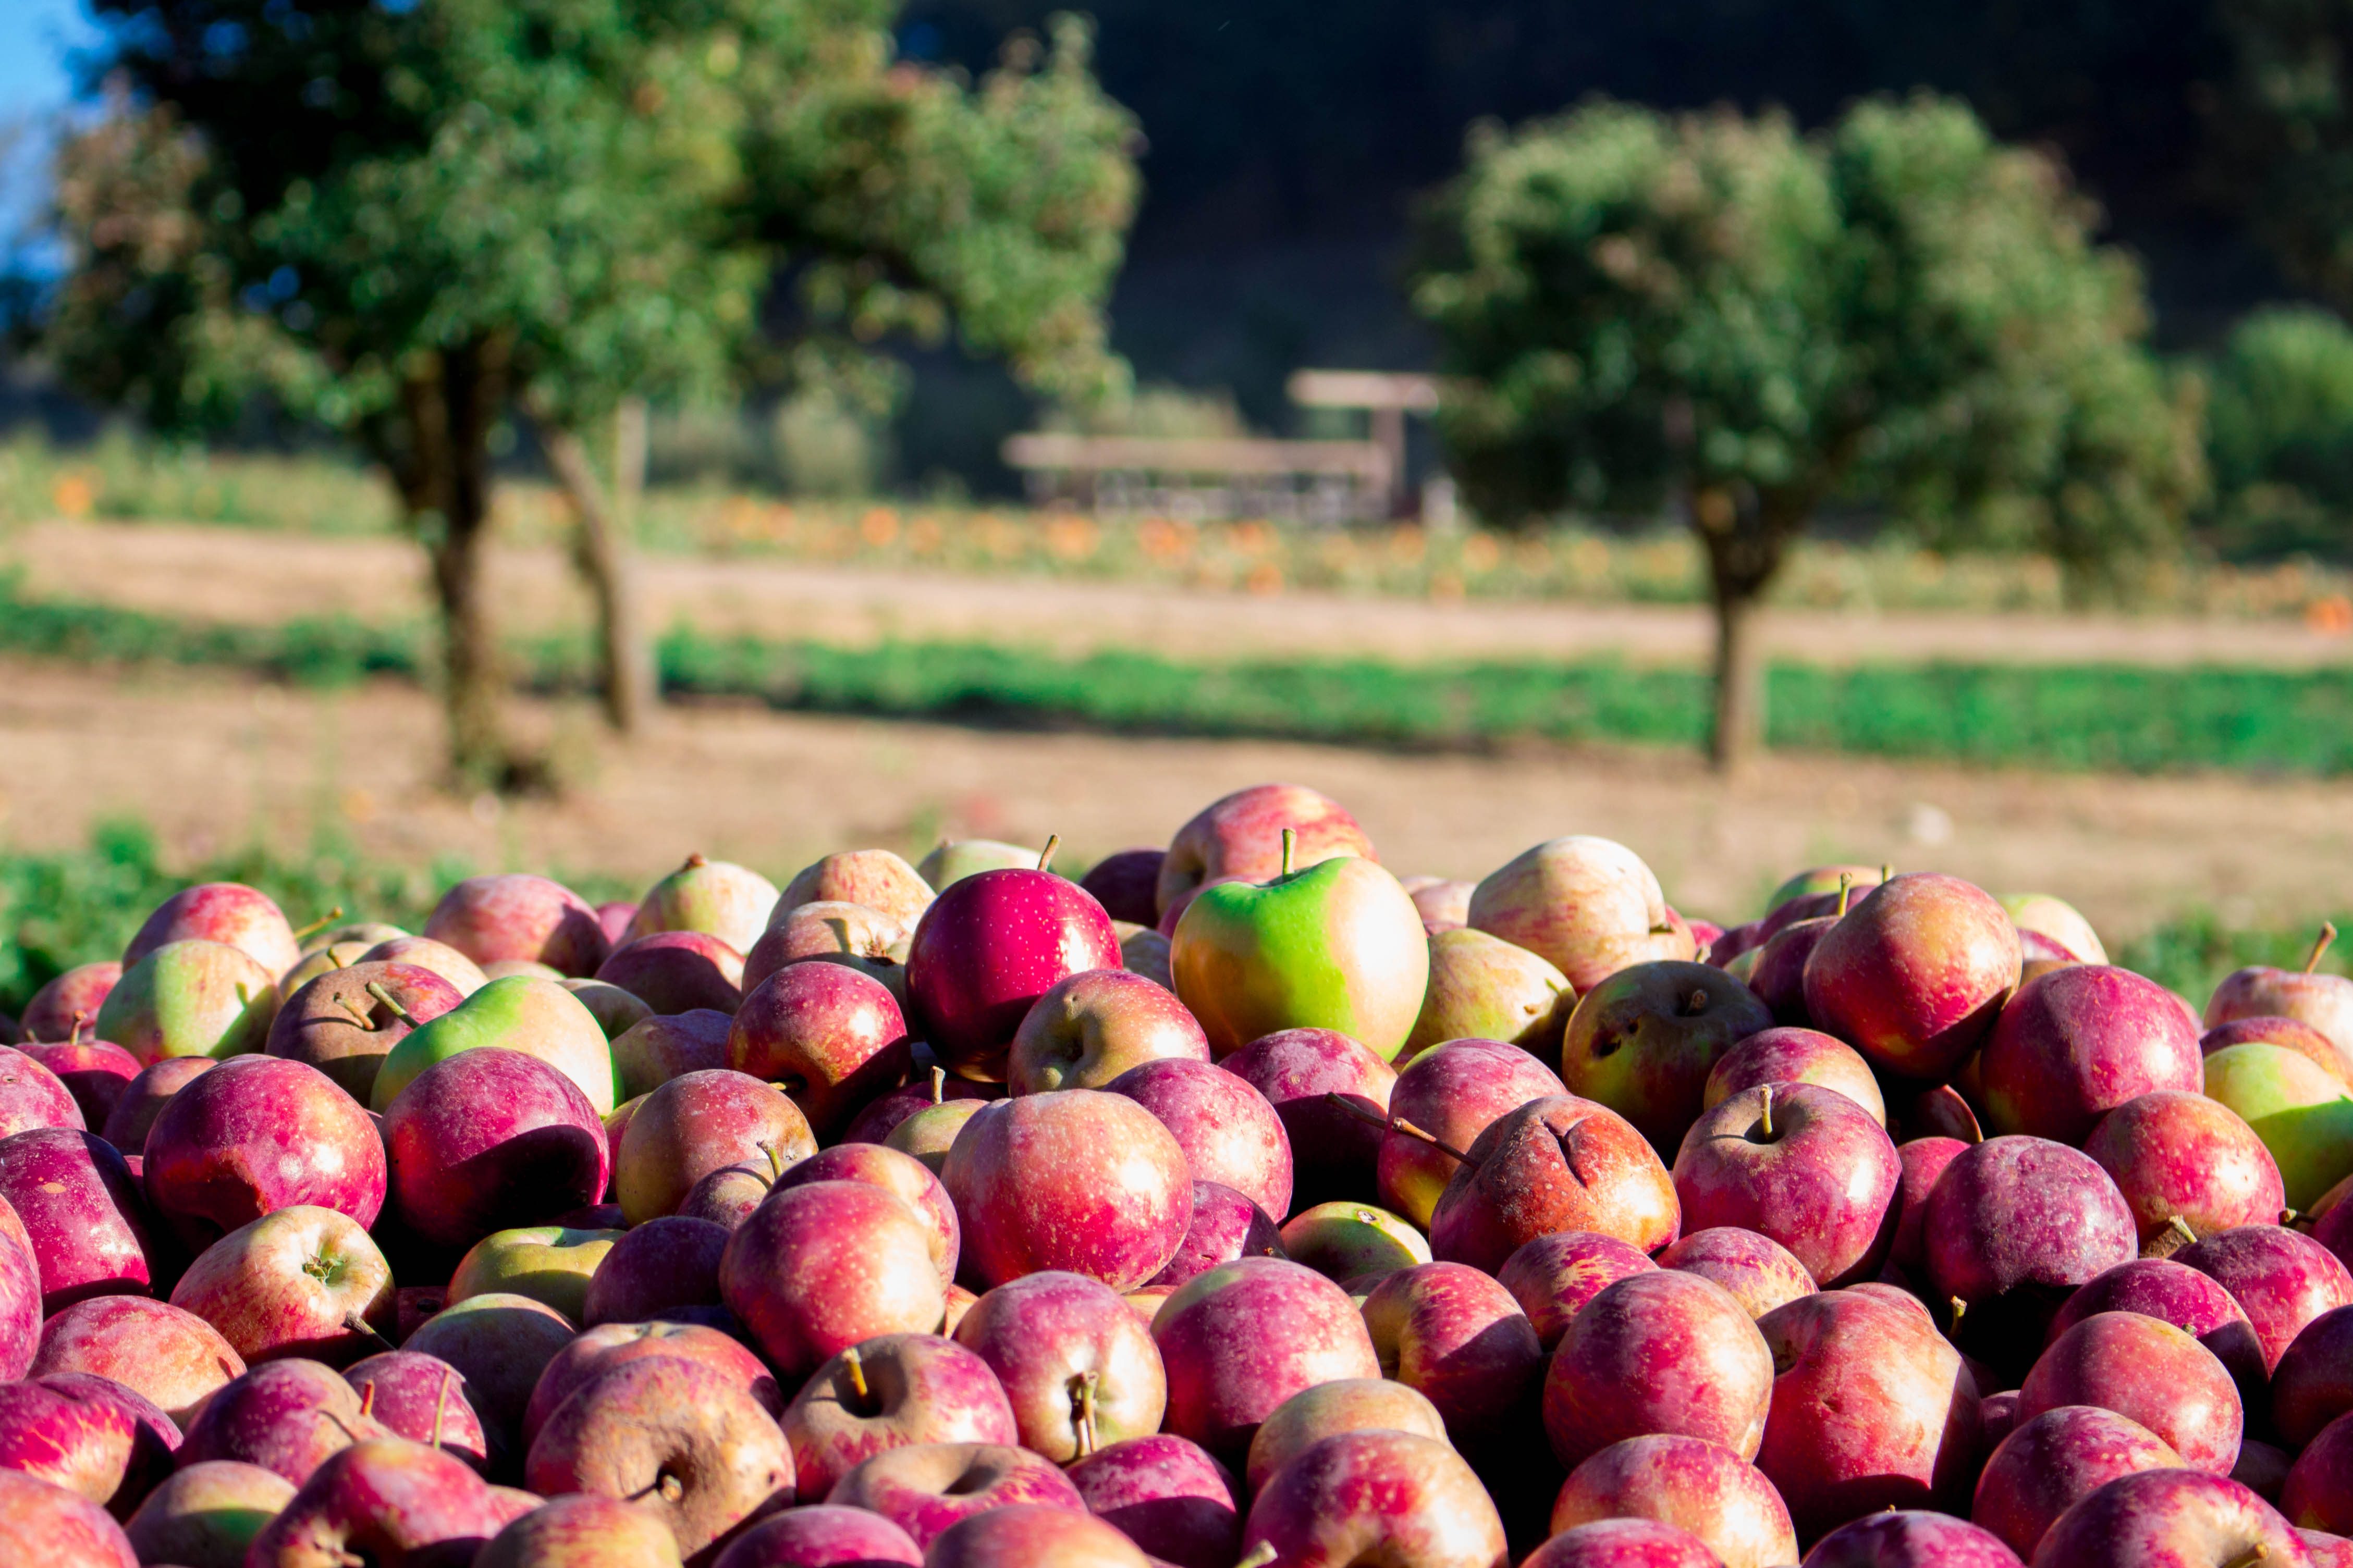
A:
[248,1437,528,1567]
[1149,1257,1381,1463]
[729,965,911,1139]
[1671,1082,1899,1287]
[1804,1511,2024,1567]
[31,1295,244,1424]
[1157,784,1374,924]
[2048,1259,2270,1410]
[383,1047,610,1250]
[0,1127,159,1311]
[521,1319,779,1450]
[177,1358,391,1485]
[580,1214,730,1327]
[2034,1467,2312,1568]
[0,1045,83,1139]
[1377,1038,1564,1229]
[741,900,911,999]
[782,849,937,930]
[953,1270,1165,1462]
[907,855,1122,1082]
[680,1164,774,1231]
[1220,1028,1397,1210]
[2018,1311,2242,1474]
[1886,1136,1968,1276]
[2085,1091,2285,1254]
[1548,1434,1797,1568]
[2209,945,2353,1064]
[923,1502,1151,1567]
[1521,1518,1721,1567]
[1430,1096,1680,1274]
[1560,960,1775,1154]
[1752,1288,1980,1538]
[141,1055,385,1250]
[1468,835,1693,992]
[125,883,301,981]
[18,964,124,1044]
[779,1332,1016,1501]
[942,1090,1192,1292]
[1076,849,1164,928]
[424,874,610,978]
[597,931,746,1016]
[1498,1231,1659,1350]
[0,1213,34,1381]
[1972,1403,2182,1561]
[99,1055,211,1154]
[2285,1411,2353,1535]
[769,1142,960,1288]
[2179,1224,2353,1373]
[0,1372,180,1515]
[169,1204,395,1365]
[1655,1227,1816,1319]
[2202,1016,2353,1087]
[615,1068,815,1226]
[610,1008,733,1101]
[1801,873,2020,1081]
[827,1441,1085,1549]
[341,1350,491,1471]
[1009,970,1208,1095]
[1243,1377,1451,1493]
[708,1503,923,1567]
[1543,1270,1771,1471]
[1237,1429,1506,1568]
[1361,1261,1542,1442]
[15,1035,139,1130]
[719,1179,947,1379]
[1978,966,2205,1144]
[0,1468,139,1568]
[1702,1027,1886,1125]
[474,1492,687,1568]
[2275,1305,2353,1447]
[1107,1057,1291,1219]
[1146,1180,1286,1289]
[1067,1433,1238,1568]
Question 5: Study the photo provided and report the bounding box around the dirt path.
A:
[0,656,2344,942]
[11,518,2353,668]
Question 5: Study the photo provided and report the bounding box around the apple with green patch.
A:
[369,975,618,1116]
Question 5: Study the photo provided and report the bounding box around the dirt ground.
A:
[0,656,2345,942]
[15,518,2353,668]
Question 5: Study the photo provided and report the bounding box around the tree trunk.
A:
[1692,482,1805,775]
[538,399,655,734]
[1708,584,1763,771]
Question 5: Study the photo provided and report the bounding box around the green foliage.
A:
[2203,307,2353,558]
[2221,1,2353,313]
[2116,910,2353,1011]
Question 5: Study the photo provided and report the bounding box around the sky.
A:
[0,0,102,260]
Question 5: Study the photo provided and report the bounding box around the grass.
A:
[1,821,2338,1021]
[6,573,2353,775]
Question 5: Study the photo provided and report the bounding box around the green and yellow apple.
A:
[1171,832,1429,1060]
[2000,893,2110,965]
[623,853,780,957]
[916,838,1043,890]
[446,1225,624,1323]
[1401,928,1573,1062]
[2203,1040,2353,1209]
[94,938,280,1065]
[370,975,619,1115]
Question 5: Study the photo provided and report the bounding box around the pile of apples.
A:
[2,781,2353,1567]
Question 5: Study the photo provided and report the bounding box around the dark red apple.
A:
[1888,1137,1969,1276]
[597,930,746,1016]
[18,964,124,1044]
[1107,1057,1291,1220]
[1801,873,2021,1081]
[1066,1434,1240,1568]
[15,1036,139,1131]
[140,1054,385,1250]
[399,1292,578,1452]
[1361,1261,1542,1443]
[1671,1082,1899,1287]
[610,1007,733,1101]
[906,856,1122,1082]
[0,1372,180,1516]
[941,1090,1191,1292]
[1377,1037,1564,1229]
[1978,966,2205,1144]
[1220,1028,1397,1210]
[0,1127,159,1312]
[177,1358,391,1485]
[1498,1230,1659,1350]
[1972,1404,2182,1561]
[728,964,911,1140]
[719,1179,947,1378]
[2179,1224,2353,1373]
[97,1057,212,1155]
[580,1214,730,1326]
[249,1436,529,1567]
[2085,1091,2284,1255]
[0,1045,83,1139]
[2048,1258,2270,1410]
[2286,1411,2353,1535]
[1543,1270,1772,1471]
[1804,1511,2024,1567]
[708,1503,923,1568]
[1430,1096,1680,1274]
[1008,969,1208,1095]
[1083,849,1168,928]
[614,1068,815,1226]
[1146,1180,1286,1288]
[1702,1027,1886,1125]
[382,1047,610,1249]
[341,1350,491,1471]
[2275,1305,2353,1447]
[2033,1467,2311,1568]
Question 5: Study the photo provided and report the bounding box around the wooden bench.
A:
[1001,433,1393,524]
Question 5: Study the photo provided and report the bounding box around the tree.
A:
[43,1,1136,786]
[1413,95,2204,770]
[2219,1,2353,314]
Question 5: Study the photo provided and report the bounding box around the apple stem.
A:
[1879,863,1893,884]
[1280,827,1297,879]
[291,906,347,943]
[684,853,708,871]
[432,1366,454,1449]
[1834,872,1854,919]
[2283,1207,2302,1229]
[1759,1083,1774,1140]
[2167,1215,2199,1251]
[1070,1369,1101,1458]
[235,982,251,1009]
[69,1011,85,1047]
[1235,1546,1278,1568]
[2308,921,2338,974]
[342,1312,399,1356]
[761,1140,786,1181]
[327,949,347,970]
[337,996,377,1029]
[1948,1297,1968,1330]
[356,1379,376,1418]
[1037,834,1061,872]
[930,1066,947,1106]
[365,982,419,1028]
[1321,1093,1471,1164]
[2220,1547,2270,1568]
[843,1345,871,1402]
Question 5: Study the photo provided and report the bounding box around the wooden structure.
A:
[1001,431,1392,524]
[1286,370,1442,517]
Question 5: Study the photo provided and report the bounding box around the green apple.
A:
[1401,928,1573,1061]
[446,1226,623,1323]
[885,1097,988,1175]
[1277,1201,1431,1286]
[1762,865,1883,916]
[623,853,780,956]
[558,978,655,1041]
[370,975,619,1115]
[95,939,280,1065]
[915,838,1042,891]
[2203,1041,2353,1209]
[1171,830,1430,1060]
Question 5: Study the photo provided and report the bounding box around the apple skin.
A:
[626,854,783,957]
[475,1492,688,1568]
[2275,1306,2353,1447]
[1147,1180,1286,1288]
[558,978,654,1043]
[1278,1200,1431,1283]
[2303,1528,2353,1568]
[16,1037,140,1131]
[1498,1230,1659,1350]
[1543,1270,1772,1471]
[1747,914,1838,1027]
[1656,1228,1816,1320]
[680,1164,773,1231]
[1671,1082,1900,1288]
[707,1503,924,1568]
[1803,1511,2025,1567]
[907,865,1123,1082]
[828,1441,1085,1549]
[0,1127,160,1312]
[177,1358,392,1485]
[99,1055,211,1155]
[168,1204,396,1365]
[1236,1429,1508,1568]
[610,1008,732,1100]
[580,1214,729,1327]
[885,1097,988,1175]
[1999,892,2108,965]
[0,1371,181,1515]
[446,1225,619,1323]
[2083,1091,2285,1252]
[2031,1467,2313,1568]
[2209,961,2353,1064]
[1978,966,2205,1144]
[1378,1038,1565,1229]
[719,1179,948,1379]
[1220,1027,1397,1210]
[1362,1261,1542,1441]
[728,965,911,1140]
[922,1501,1151,1568]
[1520,1518,1723,1567]
[2179,1224,2353,1374]
[125,883,301,981]
[1243,1377,1449,1492]
[779,1331,1015,1501]
[1880,1137,1964,1278]
[2018,1311,2242,1474]
[744,899,911,1001]
[28,1295,242,1426]
[140,1054,385,1250]
[1107,1057,1291,1220]
[1170,853,1430,1063]
[522,1319,781,1451]
[1751,1288,1981,1539]
[382,1047,611,1250]
[2201,1042,2353,1212]
[341,1351,491,1471]
[2203,1016,2353,1087]
[371,974,618,1117]
[1149,1257,1381,1463]
[769,1142,960,1289]
[783,848,937,930]
[1702,1027,1886,1125]
[1066,1433,1241,1568]
[1156,784,1375,923]
[399,1292,578,1453]
[121,1457,298,1568]
[920,840,1044,891]
[525,1353,794,1561]
[1468,836,1695,993]
[1548,1434,1798,1568]
[2048,1259,2271,1412]
[615,1069,815,1226]
[18,963,124,1044]
[597,930,747,1017]
[424,874,610,979]
[1429,1095,1680,1274]
[843,1070,999,1147]
[942,1090,1192,1292]
[1402,929,1574,1062]
[360,936,489,996]
[0,1213,35,1379]
[1920,1136,2137,1373]
[2285,1412,2353,1535]
[94,939,280,1066]
[953,1270,1166,1462]
[1080,851,1167,930]
[1800,873,2021,1081]
[0,1044,84,1139]
[248,1436,529,1568]
[1009,970,1209,1095]
[0,1468,141,1568]
[1972,1404,2182,1561]
[265,961,464,1104]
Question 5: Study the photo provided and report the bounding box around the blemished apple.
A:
[1107,1056,1292,1220]
[1497,1230,1659,1350]
[1009,969,1209,1094]
[942,1089,1192,1292]
[1467,835,1695,992]
[1560,960,1778,1154]
[1542,1270,1773,1471]
[168,1203,397,1365]
[1378,1036,1565,1229]
[1236,1429,1507,1568]
[1547,1434,1799,1568]
[782,847,937,929]
[778,1331,1017,1501]
[1655,1227,1817,1320]
[1155,783,1376,924]
[423,873,611,978]
[1429,1095,1680,1273]
[1170,832,1429,1061]
[1149,1256,1382,1463]
[474,1492,688,1568]
[121,1458,299,1568]
[1066,1433,1241,1568]
[953,1269,1167,1461]
[1800,872,2021,1081]
[1402,928,1574,1060]
[1672,1082,1901,1287]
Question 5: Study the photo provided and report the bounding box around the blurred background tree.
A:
[42,0,1136,785]
[1414,96,2207,769]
